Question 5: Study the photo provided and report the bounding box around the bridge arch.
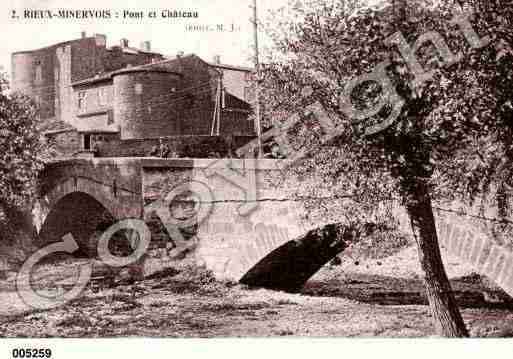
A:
[38,190,117,257]
[43,177,122,219]
[238,224,347,292]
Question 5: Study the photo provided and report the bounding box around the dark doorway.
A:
[83,134,91,151]
[39,192,116,257]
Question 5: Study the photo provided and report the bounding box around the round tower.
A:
[113,68,182,140]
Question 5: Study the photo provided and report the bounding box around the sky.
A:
[0,0,291,74]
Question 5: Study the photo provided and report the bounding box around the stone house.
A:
[11,33,256,157]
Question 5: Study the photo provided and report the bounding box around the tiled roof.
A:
[71,66,181,87]
[74,111,120,133]
[208,62,254,72]
[72,54,254,87]
[75,123,120,133]
[72,73,113,87]
[39,119,76,134]
[223,91,252,111]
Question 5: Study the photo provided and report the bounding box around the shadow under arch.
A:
[239,223,348,292]
[38,191,117,257]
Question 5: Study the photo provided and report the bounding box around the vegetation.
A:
[258,0,513,336]
[0,70,45,240]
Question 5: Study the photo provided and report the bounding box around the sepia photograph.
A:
[0,0,513,357]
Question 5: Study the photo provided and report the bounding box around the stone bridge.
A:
[32,157,513,296]
[33,157,334,288]
[34,158,144,256]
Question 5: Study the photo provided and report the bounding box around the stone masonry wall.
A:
[74,82,114,118]
[140,158,513,293]
[114,70,183,139]
[217,67,252,103]
[46,130,82,156]
[146,56,220,136]
[12,35,164,125]
[97,135,254,158]
[141,159,311,281]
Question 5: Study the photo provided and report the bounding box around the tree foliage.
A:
[258,0,513,336]
[0,70,44,231]
[261,0,512,207]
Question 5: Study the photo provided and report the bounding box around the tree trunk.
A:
[405,179,469,337]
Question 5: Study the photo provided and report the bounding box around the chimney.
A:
[140,41,151,52]
[120,38,129,48]
[95,34,107,47]
[176,51,184,58]
[81,31,87,38]
[213,55,221,64]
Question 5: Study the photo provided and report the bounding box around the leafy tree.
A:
[259,0,513,336]
[442,0,513,238]
[0,70,44,238]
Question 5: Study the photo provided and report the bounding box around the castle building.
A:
[11,33,256,157]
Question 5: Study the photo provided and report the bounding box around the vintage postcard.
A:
[0,0,513,357]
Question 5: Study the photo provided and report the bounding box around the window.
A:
[83,134,91,151]
[98,88,107,106]
[244,86,254,103]
[35,61,42,84]
[184,93,195,108]
[107,110,114,125]
[78,91,87,110]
